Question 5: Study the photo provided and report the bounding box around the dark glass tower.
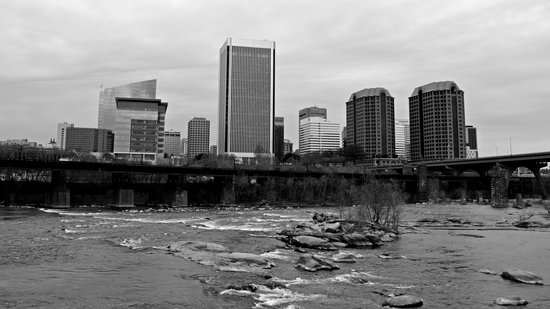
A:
[218,38,275,158]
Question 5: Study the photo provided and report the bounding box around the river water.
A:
[1,204,549,308]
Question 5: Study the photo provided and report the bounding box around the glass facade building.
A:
[114,98,167,161]
[346,88,396,158]
[299,106,327,120]
[409,81,466,162]
[98,80,157,131]
[163,130,181,156]
[218,38,275,158]
[274,117,284,161]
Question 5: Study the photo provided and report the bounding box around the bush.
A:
[346,180,405,231]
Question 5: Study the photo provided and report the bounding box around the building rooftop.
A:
[410,81,460,96]
[348,87,392,101]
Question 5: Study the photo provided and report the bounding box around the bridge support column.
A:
[114,189,134,208]
[111,173,134,208]
[416,165,428,202]
[526,163,548,200]
[167,175,187,207]
[171,188,188,207]
[46,170,70,208]
[490,176,508,207]
[221,176,235,204]
[460,180,468,205]
[428,178,440,202]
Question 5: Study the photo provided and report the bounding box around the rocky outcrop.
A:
[279,213,397,251]
[295,254,340,272]
[494,296,528,306]
[217,252,276,269]
[501,269,543,285]
[168,241,228,252]
[331,252,361,263]
[382,295,423,308]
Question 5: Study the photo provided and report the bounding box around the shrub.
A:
[346,180,405,231]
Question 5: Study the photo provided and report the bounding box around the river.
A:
[1,203,549,308]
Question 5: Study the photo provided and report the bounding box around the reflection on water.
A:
[1,205,549,308]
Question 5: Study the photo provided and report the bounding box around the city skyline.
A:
[1,1,550,157]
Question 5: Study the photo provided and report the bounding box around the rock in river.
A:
[295,254,340,272]
[217,252,276,269]
[494,296,528,306]
[168,241,228,252]
[289,235,337,250]
[382,295,423,308]
[501,269,543,285]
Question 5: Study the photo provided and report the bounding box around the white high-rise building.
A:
[395,119,410,161]
[299,117,341,155]
[218,38,275,158]
[56,122,74,150]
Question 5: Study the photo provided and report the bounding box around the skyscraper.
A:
[218,38,275,158]
[299,106,327,120]
[395,119,410,161]
[409,81,466,162]
[345,88,395,158]
[299,116,341,155]
[163,130,181,156]
[98,80,157,131]
[283,139,293,155]
[114,97,167,162]
[274,117,285,162]
[465,125,478,158]
[188,117,210,158]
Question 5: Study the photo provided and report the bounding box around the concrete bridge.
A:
[417,151,550,202]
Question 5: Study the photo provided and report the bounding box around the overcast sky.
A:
[1,0,549,157]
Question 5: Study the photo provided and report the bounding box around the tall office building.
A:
[465,125,478,158]
[274,117,285,161]
[56,122,74,150]
[163,130,181,156]
[188,117,210,158]
[180,138,188,156]
[409,81,466,162]
[283,139,293,155]
[98,80,157,131]
[299,117,341,155]
[395,119,410,161]
[345,88,395,158]
[299,106,327,120]
[218,38,276,158]
[210,145,218,155]
[114,97,167,162]
[65,127,114,153]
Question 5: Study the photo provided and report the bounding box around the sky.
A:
[1,0,549,157]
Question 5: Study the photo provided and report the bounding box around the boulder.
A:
[290,235,337,250]
[217,252,276,268]
[383,295,423,308]
[341,233,374,247]
[494,296,528,306]
[501,269,543,285]
[379,253,406,260]
[322,222,341,233]
[295,254,340,272]
[380,233,394,242]
[168,241,228,252]
[479,269,498,275]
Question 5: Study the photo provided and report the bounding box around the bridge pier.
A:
[220,175,235,204]
[428,177,440,202]
[489,169,508,207]
[416,165,428,202]
[526,163,548,200]
[111,173,134,208]
[167,175,188,207]
[45,170,70,208]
